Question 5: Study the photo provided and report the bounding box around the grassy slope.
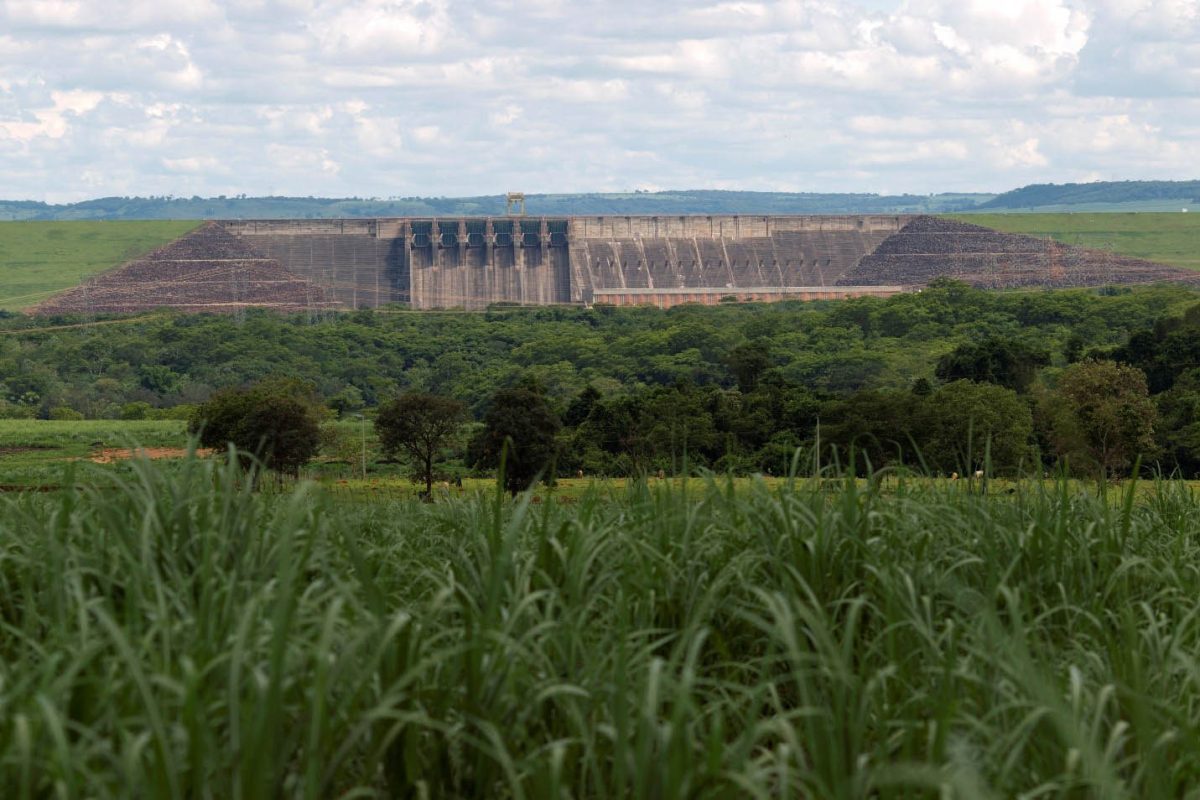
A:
[0,220,199,311]
[951,212,1200,270]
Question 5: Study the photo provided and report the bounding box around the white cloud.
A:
[0,0,1196,201]
[0,88,102,142]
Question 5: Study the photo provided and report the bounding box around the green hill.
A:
[4,181,1200,221]
[976,180,1199,211]
[947,212,1200,271]
[0,221,199,312]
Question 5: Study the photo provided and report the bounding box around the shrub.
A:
[120,401,153,420]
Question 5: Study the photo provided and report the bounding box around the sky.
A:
[0,0,1197,202]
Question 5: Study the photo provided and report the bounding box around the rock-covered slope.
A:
[838,216,1200,289]
[33,223,335,314]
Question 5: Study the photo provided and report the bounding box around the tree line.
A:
[189,324,1173,490]
[4,279,1200,483]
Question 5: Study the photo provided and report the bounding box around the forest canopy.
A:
[4,280,1200,478]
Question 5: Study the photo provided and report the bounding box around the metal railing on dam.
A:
[218,216,911,310]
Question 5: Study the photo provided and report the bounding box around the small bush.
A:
[147,403,197,421]
[120,401,153,420]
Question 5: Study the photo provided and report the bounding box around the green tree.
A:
[189,379,322,478]
[1043,360,1158,479]
[1154,370,1200,478]
[563,385,602,428]
[820,389,921,473]
[724,341,772,392]
[375,392,467,496]
[470,388,561,495]
[917,380,1034,475]
[574,394,652,475]
[934,336,1049,393]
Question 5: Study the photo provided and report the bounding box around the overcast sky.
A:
[0,0,1196,201]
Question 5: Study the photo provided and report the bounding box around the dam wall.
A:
[219,215,911,310]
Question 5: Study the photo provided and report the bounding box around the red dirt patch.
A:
[90,447,212,464]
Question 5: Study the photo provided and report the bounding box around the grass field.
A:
[4,450,1200,795]
[952,212,1200,271]
[0,419,188,487]
[0,220,198,311]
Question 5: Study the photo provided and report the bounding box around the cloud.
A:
[0,0,1196,201]
[0,88,103,142]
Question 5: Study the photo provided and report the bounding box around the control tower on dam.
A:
[218,215,911,310]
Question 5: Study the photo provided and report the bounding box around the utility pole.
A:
[357,413,367,479]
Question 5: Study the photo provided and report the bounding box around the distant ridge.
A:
[0,191,988,221]
[2,181,1197,221]
[979,180,1200,210]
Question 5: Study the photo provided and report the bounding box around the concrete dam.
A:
[36,215,1196,316]
[218,215,910,310]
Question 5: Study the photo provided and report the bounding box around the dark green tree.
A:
[470,388,562,495]
[1042,360,1158,479]
[564,385,602,428]
[375,392,467,496]
[935,336,1049,393]
[1154,369,1200,477]
[820,389,921,474]
[916,380,1034,475]
[573,394,652,475]
[189,379,322,478]
[724,341,772,392]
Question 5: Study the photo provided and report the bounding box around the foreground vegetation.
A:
[0,220,198,311]
[2,452,1200,796]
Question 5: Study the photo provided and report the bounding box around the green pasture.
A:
[951,212,1200,271]
[0,220,197,311]
[0,419,185,486]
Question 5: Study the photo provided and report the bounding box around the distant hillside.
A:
[0,191,991,221]
[5,181,1198,220]
[977,180,1200,211]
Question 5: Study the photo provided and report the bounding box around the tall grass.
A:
[3,453,1200,797]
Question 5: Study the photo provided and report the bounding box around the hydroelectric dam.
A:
[36,214,1197,316]
[218,215,910,310]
